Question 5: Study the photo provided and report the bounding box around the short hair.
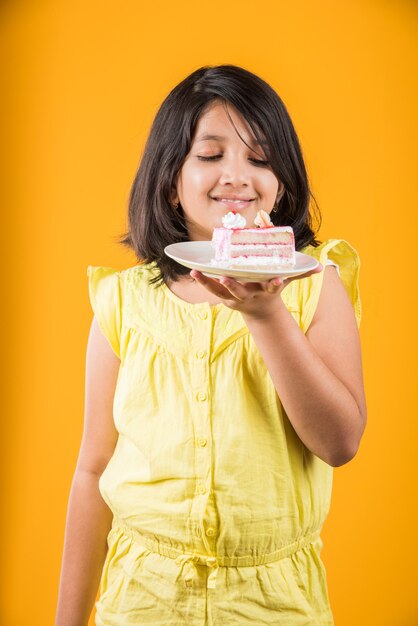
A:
[118,64,321,285]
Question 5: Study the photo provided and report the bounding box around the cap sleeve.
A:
[298,239,361,333]
[87,266,122,358]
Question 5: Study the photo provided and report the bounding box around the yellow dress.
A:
[87,238,361,626]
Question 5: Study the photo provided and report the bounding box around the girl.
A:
[55,65,367,626]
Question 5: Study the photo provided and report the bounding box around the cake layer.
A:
[211,255,295,268]
[230,228,293,245]
[229,243,293,251]
[212,225,296,266]
[229,244,294,259]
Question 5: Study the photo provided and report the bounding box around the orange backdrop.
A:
[1,1,417,624]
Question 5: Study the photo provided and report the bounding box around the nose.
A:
[218,155,251,186]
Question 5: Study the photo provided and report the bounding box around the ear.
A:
[276,181,285,202]
[171,186,179,205]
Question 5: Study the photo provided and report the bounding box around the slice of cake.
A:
[211,210,295,269]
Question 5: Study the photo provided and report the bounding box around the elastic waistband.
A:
[112,517,321,589]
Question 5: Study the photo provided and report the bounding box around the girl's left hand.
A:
[190,264,323,320]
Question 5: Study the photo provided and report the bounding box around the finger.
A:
[220,276,283,297]
[219,276,268,300]
[218,276,249,301]
[262,277,284,294]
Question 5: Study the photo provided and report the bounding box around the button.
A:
[205,527,215,537]
[197,391,207,402]
[196,350,206,359]
[196,483,206,495]
[196,437,207,447]
[198,310,208,320]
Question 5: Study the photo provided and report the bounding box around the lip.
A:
[211,195,255,201]
[212,197,256,210]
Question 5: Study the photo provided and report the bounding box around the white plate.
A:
[164,241,319,282]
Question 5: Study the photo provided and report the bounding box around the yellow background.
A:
[1,0,417,624]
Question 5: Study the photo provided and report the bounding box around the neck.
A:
[166,274,224,305]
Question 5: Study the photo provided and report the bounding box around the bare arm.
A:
[55,317,120,626]
[242,267,367,467]
[190,265,367,468]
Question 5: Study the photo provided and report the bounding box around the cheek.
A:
[180,166,214,197]
[261,172,280,196]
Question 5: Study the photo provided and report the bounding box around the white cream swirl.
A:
[254,210,273,228]
[221,211,247,229]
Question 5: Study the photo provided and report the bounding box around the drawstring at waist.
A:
[112,517,321,590]
[174,553,219,589]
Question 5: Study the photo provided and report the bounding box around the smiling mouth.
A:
[212,198,256,207]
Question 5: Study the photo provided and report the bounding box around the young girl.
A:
[55,65,366,626]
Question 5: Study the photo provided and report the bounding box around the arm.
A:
[242,267,367,467]
[55,317,120,626]
[190,266,367,468]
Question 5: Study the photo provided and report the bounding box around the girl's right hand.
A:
[189,264,323,321]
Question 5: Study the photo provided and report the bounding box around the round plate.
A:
[164,241,319,282]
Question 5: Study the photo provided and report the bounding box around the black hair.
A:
[118,64,321,285]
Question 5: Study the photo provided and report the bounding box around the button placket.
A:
[189,306,212,543]
[200,490,219,549]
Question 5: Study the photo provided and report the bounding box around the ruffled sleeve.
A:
[297,239,361,333]
[87,266,122,358]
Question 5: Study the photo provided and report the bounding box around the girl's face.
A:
[173,101,284,241]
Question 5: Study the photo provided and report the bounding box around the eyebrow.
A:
[195,133,268,147]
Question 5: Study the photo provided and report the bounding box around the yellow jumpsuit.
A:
[87,238,361,625]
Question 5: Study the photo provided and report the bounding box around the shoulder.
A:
[87,261,159,289]
[86,261,161,360]
[293,238,362,332]
[301,238,360,267]
[308,262,356,331]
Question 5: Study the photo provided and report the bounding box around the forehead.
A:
[193,102,267,148]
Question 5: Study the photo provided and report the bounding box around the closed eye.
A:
[197,155,270,167]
